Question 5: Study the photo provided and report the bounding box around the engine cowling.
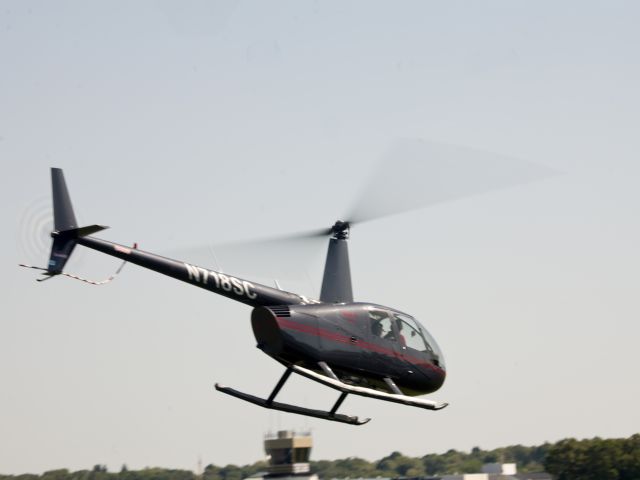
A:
[251,306,286,356]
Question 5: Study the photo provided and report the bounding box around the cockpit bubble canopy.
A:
[393,311,445,369]
[366,307,445,370]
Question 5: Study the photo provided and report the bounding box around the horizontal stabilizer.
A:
[60,224,109,238]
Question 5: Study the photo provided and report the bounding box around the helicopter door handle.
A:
[350,336,358,344]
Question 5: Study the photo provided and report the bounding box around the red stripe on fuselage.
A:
[275,317,444,375]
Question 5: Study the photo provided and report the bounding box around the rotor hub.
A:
[330,220,350,240]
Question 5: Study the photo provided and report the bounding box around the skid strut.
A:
[266,367,293,405]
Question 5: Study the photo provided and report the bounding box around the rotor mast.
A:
[319,221,353,303]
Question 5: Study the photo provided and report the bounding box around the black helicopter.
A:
[23,152,547,425]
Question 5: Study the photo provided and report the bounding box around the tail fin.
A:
[46,168,107,275]
[52,168,78,231]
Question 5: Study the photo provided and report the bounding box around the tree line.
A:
[1,434,638,480]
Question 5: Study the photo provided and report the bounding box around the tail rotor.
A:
[19,168,118,283]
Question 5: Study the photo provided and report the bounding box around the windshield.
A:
[393,312,445,369]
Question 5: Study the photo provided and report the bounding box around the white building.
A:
[441,474,490,480]
[482,464,517,475]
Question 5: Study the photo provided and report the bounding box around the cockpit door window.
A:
[365,309,405,376]
[369,310,397,342]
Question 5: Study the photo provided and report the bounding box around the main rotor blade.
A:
[175,230,328,282]
[344,138,557,225]
[171,138,555,281]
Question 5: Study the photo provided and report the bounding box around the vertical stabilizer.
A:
[52,168,78,231]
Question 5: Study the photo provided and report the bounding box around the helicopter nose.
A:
[433,368,446,389]
[429,362,447,390]
[251,307,284,356]
[413,362,446,393]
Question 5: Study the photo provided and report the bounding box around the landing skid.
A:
[293,364,448,411]
[215,362,447,425]
[215,383,369,425]
[215,366,370,425]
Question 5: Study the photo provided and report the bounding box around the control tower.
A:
[259,430,318,480]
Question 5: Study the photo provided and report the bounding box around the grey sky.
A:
[1,0,639,475]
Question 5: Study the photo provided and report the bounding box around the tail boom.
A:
[76,236,309,308]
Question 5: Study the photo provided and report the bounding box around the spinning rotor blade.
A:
[221,139,555,240]
[174,139,555,279]
[343,138,556,225]
[176,229,328,282]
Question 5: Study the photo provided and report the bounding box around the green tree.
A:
[422,453,447,476]
[544,436,640,480]
[218,465,241,480]
[620,434,640,480]
[375,451,424,477]
[202,465,221,480]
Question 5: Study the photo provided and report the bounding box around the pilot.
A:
[395,318,407,347]
[383,327,396,342]
[372,320,383,337]
[369,311,386,338]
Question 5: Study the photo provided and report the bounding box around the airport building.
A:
[397,462,551,480]
[245,430,318,480]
